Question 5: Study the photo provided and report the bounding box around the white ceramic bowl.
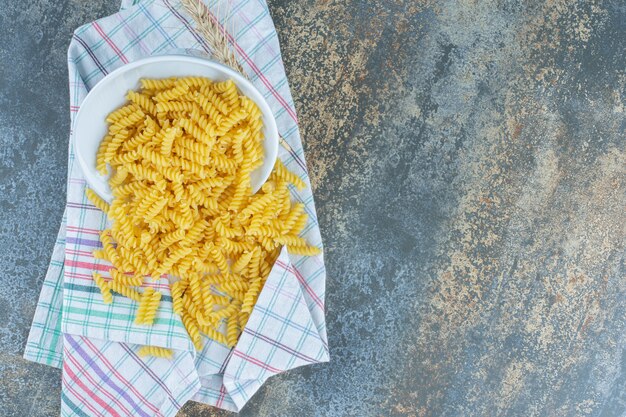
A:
[73,54,279,202]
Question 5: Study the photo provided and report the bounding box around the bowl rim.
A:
[72,53,279,201]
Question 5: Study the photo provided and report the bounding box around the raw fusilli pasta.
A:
[90,76,320,355]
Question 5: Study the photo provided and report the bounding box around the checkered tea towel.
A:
[23,0,328,414]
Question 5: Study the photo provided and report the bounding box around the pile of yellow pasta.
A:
[86,76,319,354]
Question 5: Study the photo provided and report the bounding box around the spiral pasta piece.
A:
[274,234,308,247]
[179,118,214,147]
[290,212,309,235]
[226,315,240,347]
[110,149,140,165]
[160,126,180,156]
[126,162,162,183]
[154,84,189,102]
[199,323,227,346]
[138,345,173,359]
[104,129,131,163]
[249,225,281,238]
[174,143,209,165]
[145,199,169,222]
[112,181,145,198]
[178,203,194,228]
[187,272,203,312]
[231,250,253,273]
[196,87,230,116]
[92,272,113,304]
[138,145,170,167]
[135,288,155,324]
[215,109,247,136]
[260,235,278,251]
[109,280,142,302]
[155,100,195,113]
[240,192,274,217]
[240,278,262,314]
[248,248,262,281]
[189,103,218,136]
[182,292,203,322]
[134,188,163,220]
[140,77,176,91]
[111,268,143,287]
[106,104,139,124]
[93,77,321,351]
[142,291,162,325]
[208,246,229,272]
[106,103,139,124]
[287,245,322,256]
[273,159,306,190]
[185,186,218,210]
[127,90,156,115]
[182,220,208,247]
[214,80,240,109]
[85,188,110,214]
[227,178,250,212]
[172,156,207,179]
[109,108,145,133]
[238,311,251,329]
[160,229,185,250]
[178,135,213,158]
[239,97,262,121]
[109,167,129,188]
[170,280,186,315]
[100,231,120,266]
[159,245,192,274]
[176,76,212,89]
[214,217,240,239]
[219,280,249,293]
[210,151,238,172]
[96,135,112,174]
[182,311,203,351]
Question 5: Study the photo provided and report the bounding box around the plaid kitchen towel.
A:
[24,0,328,414]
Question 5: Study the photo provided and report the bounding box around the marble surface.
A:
[1,0,624,416]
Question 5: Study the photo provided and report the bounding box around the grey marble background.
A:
[1,0,625,416]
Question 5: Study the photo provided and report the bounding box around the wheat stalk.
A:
[180,0,244,73]
[179,0,295,154]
